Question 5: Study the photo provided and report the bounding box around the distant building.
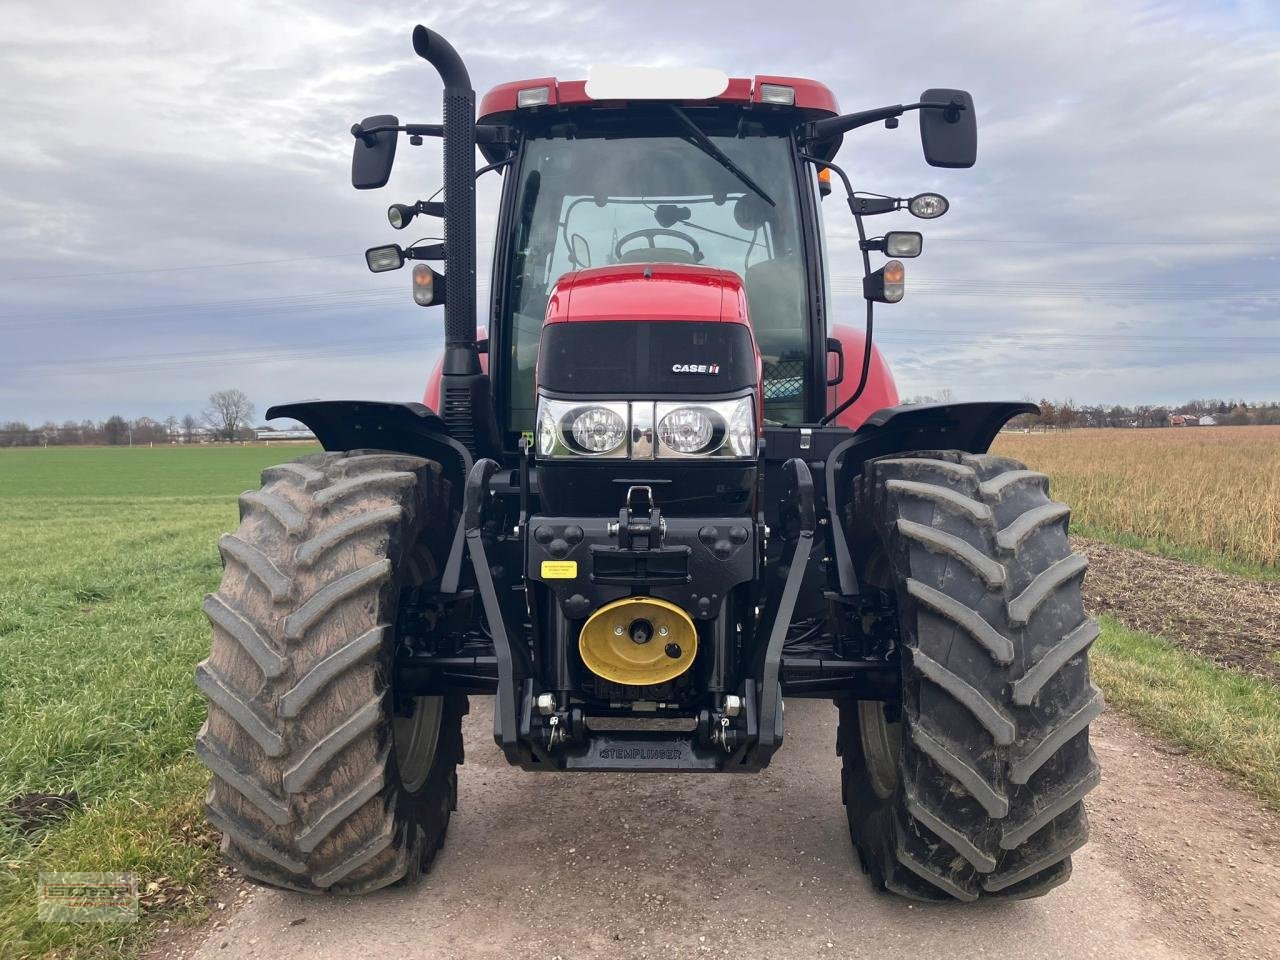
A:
[1199,415,1217,426]
[178,426,214,443]
[255,426,316,441]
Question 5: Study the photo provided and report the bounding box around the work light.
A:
[517,85,551,107]
[387,203,417,229]
[365,244,405,272]
[758,83,795,105]
[884,231,923,257]
[907,193,949,219]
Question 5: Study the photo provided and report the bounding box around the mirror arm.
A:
[804,104,905,141]
[797,150,881,426]
[474,155,514,178]
[351,121,510,145]
[799,152,901,217]
[797,152,853,196]
[801,98,967,144]
[405,242,447,261]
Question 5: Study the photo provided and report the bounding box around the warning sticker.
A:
[540,560,578,579]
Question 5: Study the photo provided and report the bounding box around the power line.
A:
[11,322,1280,380]
[0,253,358,284]
[2,232,1276,285]
[920,237,1279,247]
[0,288,407,329]
[2,337,437,378]
[3,272,1273,332]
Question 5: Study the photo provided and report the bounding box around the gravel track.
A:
[161,699,1280,960]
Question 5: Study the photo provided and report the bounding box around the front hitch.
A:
[747,457,815,766]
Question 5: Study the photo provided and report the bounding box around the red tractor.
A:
[197,25,1101,901]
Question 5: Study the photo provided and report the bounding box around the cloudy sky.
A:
[3,0,1278,425]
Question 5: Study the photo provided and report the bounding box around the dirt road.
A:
[166,699,1279,960]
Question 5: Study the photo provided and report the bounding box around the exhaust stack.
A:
[413,25,500,454]
[412,26,477,376]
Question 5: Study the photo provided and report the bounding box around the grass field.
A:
[994,425,1280,575]
[1093,617,1280,809]
[0,446,317,959]
[1,440,1277,957]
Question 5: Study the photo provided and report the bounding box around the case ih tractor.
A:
[196,25,1101,901]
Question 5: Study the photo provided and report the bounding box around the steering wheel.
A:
[614,228,704,263]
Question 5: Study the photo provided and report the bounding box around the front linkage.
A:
[396,452,826,772]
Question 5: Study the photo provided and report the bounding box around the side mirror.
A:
[919,89,976,168]
[351,114,399,189]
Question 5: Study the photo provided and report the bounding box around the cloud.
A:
[1,0,1278,424]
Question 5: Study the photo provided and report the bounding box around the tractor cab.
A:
[387,66,969,448]
[478,75,839,433]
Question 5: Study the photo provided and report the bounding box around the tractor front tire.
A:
[840,451,1102,901]
[196,451,466,894]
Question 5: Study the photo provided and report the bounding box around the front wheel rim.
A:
[857,700,902,800]
[393,695,444,793]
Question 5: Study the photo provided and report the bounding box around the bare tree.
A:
[0,422,34,447]
[181,414,199,443]
[1037,398,1056,431]
[58,420,83,445]
[203,389,255,442]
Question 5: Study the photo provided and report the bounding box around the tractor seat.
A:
[616,247,699,265]
[743,256,805,339]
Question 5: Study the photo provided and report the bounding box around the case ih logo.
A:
[671,363,719,375]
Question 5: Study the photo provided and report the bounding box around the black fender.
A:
[851,400,1037,459]
[267,400,473,514]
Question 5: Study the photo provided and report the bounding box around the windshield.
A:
[502,121,809,432]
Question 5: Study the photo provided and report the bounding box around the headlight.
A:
[657,407,715,454]
[535,399,630,458]
[570,406,627,453]
[727,398,754,456]
[536,406,558,456]
[654,397,755,459]
[534,395,755,460]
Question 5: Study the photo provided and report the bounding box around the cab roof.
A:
[477,75,839,124]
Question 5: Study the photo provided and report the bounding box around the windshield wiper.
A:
[668,106,776,208]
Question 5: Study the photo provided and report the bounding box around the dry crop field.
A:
[994,424,1280,574]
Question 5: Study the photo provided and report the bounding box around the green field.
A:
[0,445,316,959]
[1,444,1277,958]
[1093,617,1280,809]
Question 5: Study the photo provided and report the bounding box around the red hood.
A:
[545,264,751,325]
